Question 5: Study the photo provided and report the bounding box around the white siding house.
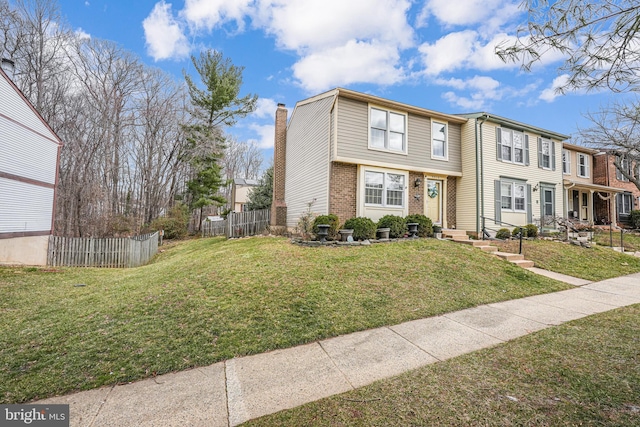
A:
[0,62,63,265]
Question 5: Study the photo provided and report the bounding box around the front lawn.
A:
[248,304,640,426]
[0,237,571,403]
[492,238,640,281]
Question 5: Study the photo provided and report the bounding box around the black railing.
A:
[480,216,524,255]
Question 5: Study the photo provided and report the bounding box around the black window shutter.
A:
[551,141,556,171]
[526,184,532,223]
[524,135,530,166]
[537,138,543,168]
[496,128,502,161]
[494,180,502,223]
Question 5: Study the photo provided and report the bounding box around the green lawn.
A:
[593,229,640,252]
[248,304,640,427]
[1,237,574,403]
[492,238,640,281]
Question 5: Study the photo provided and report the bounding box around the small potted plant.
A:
[432,225,442,239]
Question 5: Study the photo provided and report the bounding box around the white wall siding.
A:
[285,96,334,228]
[0,75,57,141]
[481,122,563,229]
[456,118,478,233]
[0,118,59,184]
[0,178,54,233]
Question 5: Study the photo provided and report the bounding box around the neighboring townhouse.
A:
[593,150,640,226]
[231,178,259,212]
[0,59,63,265]
[456,113,569,236]
[272,88,468,229]
[562,143,623,226]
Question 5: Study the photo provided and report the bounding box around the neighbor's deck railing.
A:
[47,232,159,268]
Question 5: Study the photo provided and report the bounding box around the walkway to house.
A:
[37,271,640,427]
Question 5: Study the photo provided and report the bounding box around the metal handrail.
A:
[480,216,524,255]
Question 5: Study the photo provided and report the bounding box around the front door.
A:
[426,180,443,225]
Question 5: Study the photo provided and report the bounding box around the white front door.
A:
[426,179,443,225]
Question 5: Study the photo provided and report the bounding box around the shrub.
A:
[512,226,527,238]
[495,228,511,240]
[630,210,640,229]
[148,203,189,239]
[313,214,340,240]
[342,217,377,241]
[405,214,433,237]
[377,215,407,238]
[525,223,538,238]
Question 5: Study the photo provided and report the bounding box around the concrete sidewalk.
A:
[38,272,640,427]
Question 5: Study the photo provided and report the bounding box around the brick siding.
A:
[408,172,424,216]
[271,104,288,227]
[328,162,357,225]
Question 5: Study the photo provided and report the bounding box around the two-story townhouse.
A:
[0,59,63,265]
[561,143,623,226]
[272,88,467,230]
[593,150,640,226]
[231,178,259,212]
[457,113,569,237]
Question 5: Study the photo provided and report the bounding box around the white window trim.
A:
[540,139,552,170]
[616,157,630,181]
[577,153,590,178]
[368,105,408,155]
[562,149,571,175]
[499,128,526,166]
[619,193,633,215]
[363,168,407,208]
[431,120,448,161]
[501,180,527,213]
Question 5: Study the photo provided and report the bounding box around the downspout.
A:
[477,115,489,235]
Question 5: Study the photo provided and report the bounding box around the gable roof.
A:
[0,65,63,147]
[460,112,570,141]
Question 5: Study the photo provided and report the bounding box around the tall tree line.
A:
[1,0,263,237]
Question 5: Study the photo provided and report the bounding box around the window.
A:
[618,193,633,215]
[543,188,554,217]
[497,128,526,165]
[370,107,406,152]
[540,140,551,169]
[578,153,589,177]
[364,171,405,207]
[562,149,571,174]
[432,121,447,159]
[616,156,630,181]
[501,181,526,212]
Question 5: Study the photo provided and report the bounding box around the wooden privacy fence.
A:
[48,232,159,268]
[201,209,270,238]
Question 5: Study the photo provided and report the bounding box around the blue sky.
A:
[58,0,628,164]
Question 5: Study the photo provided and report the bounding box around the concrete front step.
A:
[453,239,489,247]
[442,229,468,239]
[478,245,498,253]
[494,252,524,261]
[511,259,535,268]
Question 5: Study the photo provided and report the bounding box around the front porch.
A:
[563,180,623,227]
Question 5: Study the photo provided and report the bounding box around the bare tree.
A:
[496,1,640,93]
[219,136,263,203]
[579,98,640,191]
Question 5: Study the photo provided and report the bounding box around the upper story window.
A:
[616,156,630,181]
[562,149,571,174]
[540,139,551,169]
[431,121,448,160]
[370,107,406,153]
[578,153,590,178]
[497,128,527,165]
[364,170,405,207]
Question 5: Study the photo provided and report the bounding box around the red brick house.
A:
[593,150,640,226]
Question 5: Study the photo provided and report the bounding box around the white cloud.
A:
[75,28,91,40]
[436,75,500,92]
[181,0,253,32]
[419,31,527,76]
[143,1,190,61]
[252,98,278,119]
[255,0,414,52]
[539,74,570,102]
[442,91,486,110]
[421,0,507,27]
[249,123,275,149]
[292,40,404,93]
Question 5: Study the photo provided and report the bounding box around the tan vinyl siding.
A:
[456,118,478,233]
[482,122,563,230]
[335,97,462,174]
[285,95,334,228]
[564,149,592,184]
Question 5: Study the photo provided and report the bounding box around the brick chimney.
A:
[271,103,288,228]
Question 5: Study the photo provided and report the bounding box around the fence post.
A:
[519,227,523,255]
[621,229,624,252]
